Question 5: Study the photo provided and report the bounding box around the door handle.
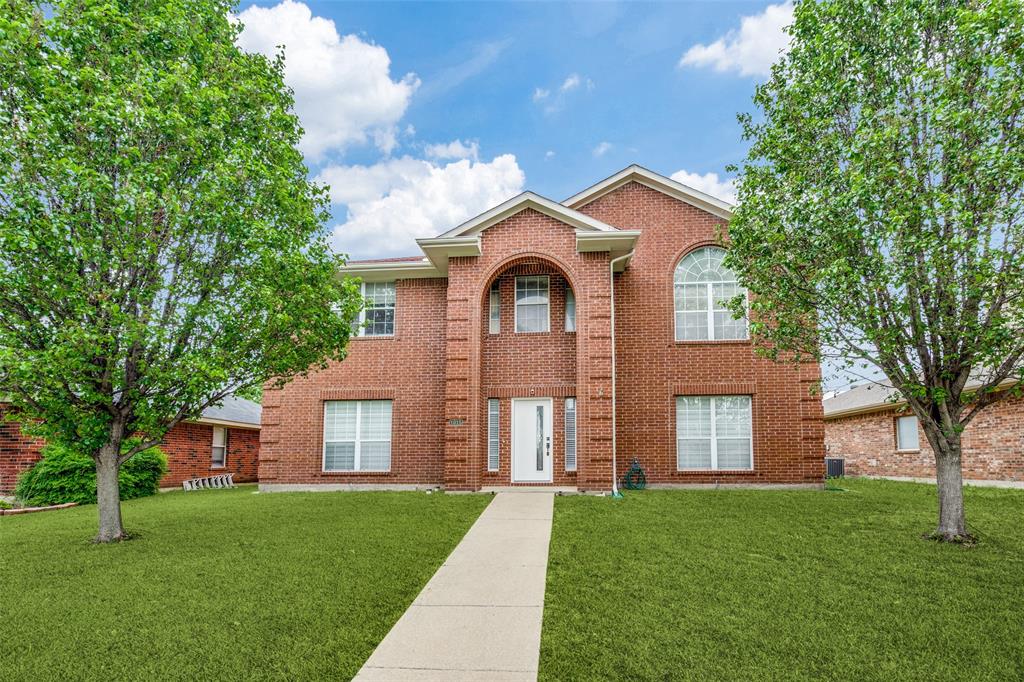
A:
[546,436,551,457]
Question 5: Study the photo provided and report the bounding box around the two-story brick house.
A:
[258,166,824,492]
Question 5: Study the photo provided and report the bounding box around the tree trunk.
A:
[924,425,968,541]
[95,444,126,543]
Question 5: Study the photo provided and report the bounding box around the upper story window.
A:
[356,281,395,337]
[515,276,549,333]
[674,247,747,341]
[489,282,501,334]
[565,285,576,333]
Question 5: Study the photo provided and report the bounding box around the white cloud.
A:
[533,74,593,113]
[592,142,612,158]
[544,150,556,160]
[532,87,550,102]
[678,1,793,77]
[560,74,581,92]
[424,139,480,162]
[670,169,737,203]
[324,156,526,257]
[236,0,419,159]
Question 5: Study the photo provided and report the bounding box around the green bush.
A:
[15,443,168,506]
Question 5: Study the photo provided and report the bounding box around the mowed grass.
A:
[540,479,1024,681]
[0,487,489,681]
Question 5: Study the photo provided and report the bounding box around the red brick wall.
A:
[0,403,259,492]
[259,277,449,486]
[159,423,260,488]
[825,395,1024,481]
[578,181,824,485]
[262,181,824,490]
[0,405,45,493]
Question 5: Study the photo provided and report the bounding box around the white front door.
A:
[512,398,553,483]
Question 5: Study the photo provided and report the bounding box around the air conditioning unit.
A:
[825,457,845,478]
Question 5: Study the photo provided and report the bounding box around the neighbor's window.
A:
[515,275,550,333]
[323,400,393,471]
[676,395,752,470]
[564,397,577,471]
[896,415,919,451]
[211,427,227,467]
[565,286,576,333]
[487,398,500,471]
[489,282,501,334]
[674,247,747,341]
[355,281,395,336]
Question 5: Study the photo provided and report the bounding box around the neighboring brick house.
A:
[823,382,1024,483]
[0,396,261,492]
[260,165,825,492]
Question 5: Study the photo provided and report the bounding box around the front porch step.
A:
[480,485,578,494]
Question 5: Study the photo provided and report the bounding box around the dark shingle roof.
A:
[199,396,261,428]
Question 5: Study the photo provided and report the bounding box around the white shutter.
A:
[487,399,500,471]
[564,398,576,471]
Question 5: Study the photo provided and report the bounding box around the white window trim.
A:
[673,249,749,342]
[514,275,550,334]
[211,426,227,468]
[895,415,920,452]
[355,281,396,338]
[676,395,754,471]
[322,400,393,472]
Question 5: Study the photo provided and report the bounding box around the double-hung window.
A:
[515,276,549,333]
[355,281,395,336]
[211,427,227,468]
[676,395,752,470]
[674,247,747,341]
[323,400,393,472]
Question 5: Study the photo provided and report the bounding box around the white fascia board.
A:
[576,230,641,271]
[437,191,618,238]
[564,164,735,221]
[415,236,483,274]
[339,259,442,282]
[193,417,261,430]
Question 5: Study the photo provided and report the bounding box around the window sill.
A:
[211,465,226,470]
[352,335,395,341]
[895,449,920,454]
[676,468,755,474]
[673,339,751,346]
[321,470,392,475]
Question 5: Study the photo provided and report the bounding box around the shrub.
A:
[15,443,168,506]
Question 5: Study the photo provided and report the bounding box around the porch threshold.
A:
[481,486,579,494]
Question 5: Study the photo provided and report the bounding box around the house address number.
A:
[448,418,465,426]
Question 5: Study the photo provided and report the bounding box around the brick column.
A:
[576,254,615,491]
[443,257,483,490]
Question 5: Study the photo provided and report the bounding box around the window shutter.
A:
[564,398,576,471]
[487,399,500,471]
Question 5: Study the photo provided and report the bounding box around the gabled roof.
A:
[436,191,619,238]
[822,375,1021,419]
[563,164,735,221]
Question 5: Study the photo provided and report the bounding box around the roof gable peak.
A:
[564,164,734,220]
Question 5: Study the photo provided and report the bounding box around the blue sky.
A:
[235,0,792,260]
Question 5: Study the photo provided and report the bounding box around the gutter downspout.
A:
[608,250,635,497]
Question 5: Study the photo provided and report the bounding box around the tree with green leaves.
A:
[0,0,362,542]
[727,0,1023,541]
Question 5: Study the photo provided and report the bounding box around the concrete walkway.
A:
[354,492,554,681]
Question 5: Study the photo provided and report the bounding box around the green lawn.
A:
[540,479,1024,681]
[0,487,489,681]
